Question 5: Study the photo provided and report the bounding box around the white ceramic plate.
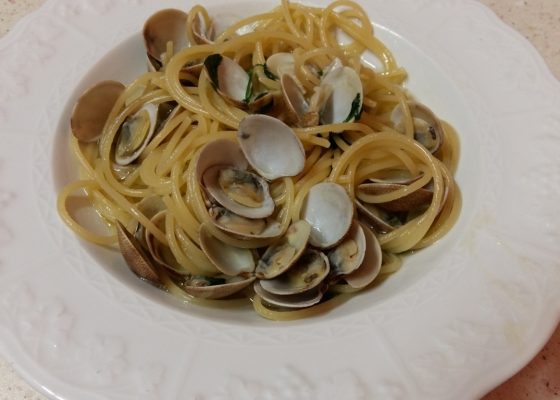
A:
[1,0,559,399]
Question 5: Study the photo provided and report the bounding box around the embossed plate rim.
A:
[0,0,559,399]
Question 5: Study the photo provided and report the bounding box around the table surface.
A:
[0,0,559,399]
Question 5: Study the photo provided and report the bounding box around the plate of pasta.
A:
[0,0,559,399]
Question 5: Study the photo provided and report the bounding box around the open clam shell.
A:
[204,54,250,107]
[343,222,382,289]
[259,249,329,296]
[195,139,247,183]
[199,222,255,276]
[254,281,325,309]
[70,80,125,143]
[209,206,283,239]
[302,182,353,248]
[255,220,311,279]
[265,52,296,79]
[202,166,275,219]
[116,221,161,284]
[320,62,363,124]
[355,200,403,234]
[143,9,189,70]
[280,73,320,127]
[328,220,366,278]
[391,101,444,154]
[115,102,158,165]
[144,211,189,274]
[181,274,256,300]
[237,114,305,180]
[357,182,433,213]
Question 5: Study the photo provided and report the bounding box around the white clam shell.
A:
[259,249,329,296]
[253,281,324,309]
[202,166,275,219]
[199,222,255,276]
[255,220,311,279]
[265,52,296,78]
[115,102,158,165]
[195,139,248,185]
[302,182,353,248]
[344,222,382,289]
[390,101,444,153]
[237,114,305,180]
[327,220,366,277]
[320,64,363,124]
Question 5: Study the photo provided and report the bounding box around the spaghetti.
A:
[58,0,461,320]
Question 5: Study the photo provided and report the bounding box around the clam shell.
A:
[209,206,283,239]
[116,221,161,284]
[254,281,325,309]
[255,220,311,279]
[199,222,255,276]
[357,182,433,212]
[237,114,305,180]
[182,275,255,299]
[391,101,444,154]
[355,200,402,234]
[70,80,125,143]
[204,54,250,107]
[115,102,158,165]
[344,222,382,289]
[143,9,189,65]
[259,249,329,296]
[202,166,275,219]
[320,64,363,124]
[195,139,248,185]
[302,182,353,248]
[328,220,366,277]
[265,52,295,79]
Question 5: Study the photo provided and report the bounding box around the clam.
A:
[355,201,403,234]
[181,274,256,299]
[391,101,444,154]
[368,169,423,185]
[144,211,187,274]
[143,9,189,70]
[115,102,158,165]
[192,12,245,44]
[204,54,274,111]
[265,52,296,79]
[195,139,248,184]
[202,166,275,219]
[357,182,433,213]
[255,220,311,279]
[204,54,251,107]
[280,73,319,127]
[302,182,353,248]
[343,222,382,289]
[320,60,363,124]
[196,139,283,240]
[254,281,325,309]
[190,11,213,45]
[259,249,329,295]
[70,80,125,143]
[209,206,282,239]
[328,220,366,277]
[199,222,255,276]
[116,221,161,284]
[237,114,305,180]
